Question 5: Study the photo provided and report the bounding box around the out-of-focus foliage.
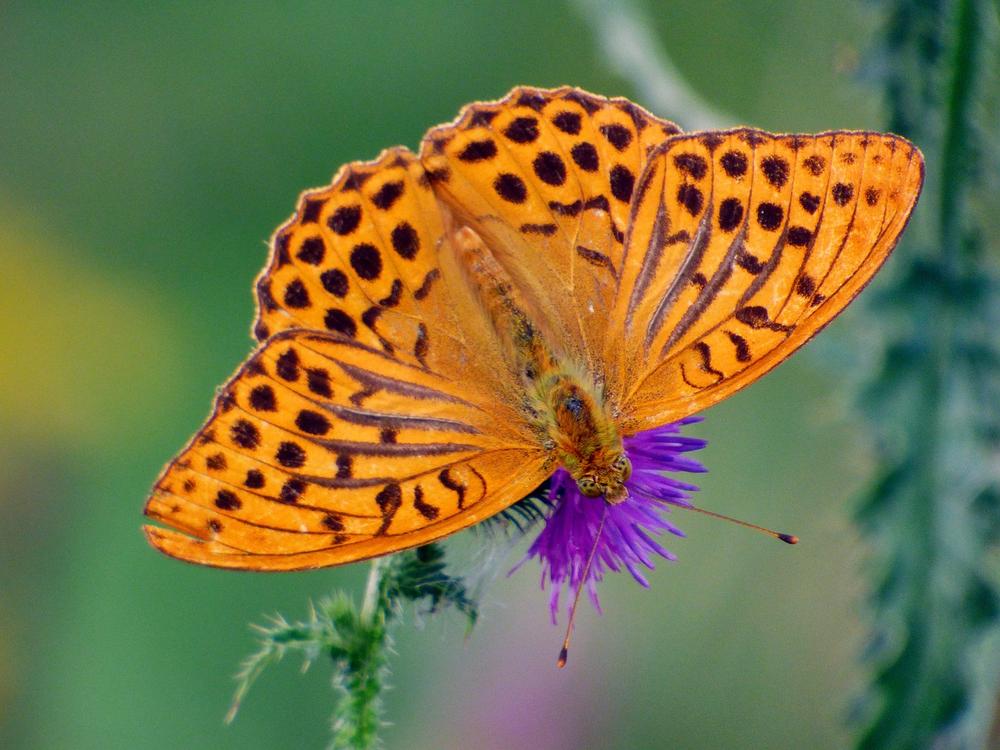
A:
[854,0,1000,747]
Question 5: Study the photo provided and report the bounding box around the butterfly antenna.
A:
[557,504,607,669]
[678,503,798,544]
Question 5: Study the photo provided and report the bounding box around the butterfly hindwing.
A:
[616,130,924,431]
[144,330,548,569]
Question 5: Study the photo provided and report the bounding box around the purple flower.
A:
[520,417,707,624]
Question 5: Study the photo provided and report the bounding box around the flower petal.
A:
[519,419,707,623]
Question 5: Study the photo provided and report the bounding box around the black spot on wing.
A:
[283,279,310,309]
[296,410,331,435]
[275,441,306,468]
[600,123,633,151]
[320,268,349,297]
[570,142,599,171]
[301,198,323,224]
[328,205,361,235]
[760,155,789,187]
[230,419,260,449]
[244,469,265,489]
[279,478,306,504]
[676,184,703,216]
[503,117,539,144]
[390,222,420,260]
[674,153,708,180]
[214,489,241,510]
[718,198,744,232]
[720,150,748,177]
[324,308,357,337]
[756,202,783,230]
[832,182,854,206]
[371,181,404,210]
[494,173,528,203]
[297,237,325,265]
[552,111,582,134]
[787,226,812,247]
[458,139,498,162]
[533,151,567,186]
[799,192,821,214]
[306,368,332,398]
[350,243,383,280]
[803,155,825,175]
[276,348,299,381]
[206,453,226,471]
[249,384,277,412]
[610,165,634,202]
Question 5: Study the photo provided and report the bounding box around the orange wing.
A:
[420,85,681,378]
[144,145,553,570]
[144,331,548,570]
[252,147,507,386]
[608,130,924,432]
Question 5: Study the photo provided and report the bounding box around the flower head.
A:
[521,417,707,623]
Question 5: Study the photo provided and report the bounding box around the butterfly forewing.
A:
[618,130,923,431]
[420,86,680,371]
[257,149,487,381]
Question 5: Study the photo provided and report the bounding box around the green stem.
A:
[360,557,389,625]
[939,0,981,267]
[336,558,391,750]
[897,2,985,738]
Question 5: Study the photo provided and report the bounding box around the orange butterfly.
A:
[143,86,923,571]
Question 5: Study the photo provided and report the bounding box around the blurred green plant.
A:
[227,543,477,750]
[853,0,1000,748]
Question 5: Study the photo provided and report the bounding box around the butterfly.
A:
[143,86,924,570]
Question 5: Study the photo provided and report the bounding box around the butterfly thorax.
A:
[453,224,631,503]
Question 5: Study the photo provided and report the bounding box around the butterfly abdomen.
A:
[451,224,558,383]
[451,221,625,491]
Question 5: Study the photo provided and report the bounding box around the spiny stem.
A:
[230,544,479,749]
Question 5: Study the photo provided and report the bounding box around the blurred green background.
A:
[0,2,911,748]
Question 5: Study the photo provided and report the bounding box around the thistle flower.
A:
[522,417,708,623]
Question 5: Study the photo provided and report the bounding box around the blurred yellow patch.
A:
[0,203,181,446]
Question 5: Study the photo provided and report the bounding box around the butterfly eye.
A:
[578,476,602,497]
[613,454,632,481]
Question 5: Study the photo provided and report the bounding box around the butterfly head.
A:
[575,452,632,505]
